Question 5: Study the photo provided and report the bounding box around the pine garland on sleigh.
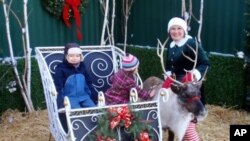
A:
[91,106,154,141]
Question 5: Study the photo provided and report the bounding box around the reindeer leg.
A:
[168,130,175,141]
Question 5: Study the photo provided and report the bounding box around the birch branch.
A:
[2,0,33,112]
[187,0,192,26]
[110,0,115,45]
[100,0,110,46]
[9,4,28,98]
[122,0,134,53]
[23,0,34,110]
[197,0,204,43]
[181,0,186,17]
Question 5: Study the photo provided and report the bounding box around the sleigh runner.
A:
[35,45,163,141]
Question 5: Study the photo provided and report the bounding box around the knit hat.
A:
[167,17,188,35]
[64,43,83,61]
[122,54,139,71]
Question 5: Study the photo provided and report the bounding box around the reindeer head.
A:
[170,81,206,118]
[156,37,208,120]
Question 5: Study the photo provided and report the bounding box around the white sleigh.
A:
[35,45,163,141]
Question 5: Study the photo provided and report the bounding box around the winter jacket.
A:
[54,60,95,109]
[105,69,150,105]
[165,36,210,81]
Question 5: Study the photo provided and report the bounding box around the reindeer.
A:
[143,38,208,141]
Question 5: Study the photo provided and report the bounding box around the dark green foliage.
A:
[126,46,164,80]
[244,0,250,111]
[30,59,46,109]
[244,63,250,111]
[0,58,46,114]
[16,58,46,110]
[204,55,245,108]
[0,64,25,114]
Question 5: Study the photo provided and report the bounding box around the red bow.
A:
[162,72,194,88]
[162,76,173,88]
[63,0,83,40]
[109,106,134,129]
[181,72,193,83]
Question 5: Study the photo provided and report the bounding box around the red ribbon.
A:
[162,76,174,88]
[62,0,83,40]
[109,106,134,129]
[181,72,193,83]
[162,72,194,89]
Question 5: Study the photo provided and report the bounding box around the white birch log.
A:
[187,0,192,26]
[2,0,33,112]
[23,0,34,110]
[100,0,109,46]
[181,0,186,17]
[100,0,115,45]
[122,0,134,53]
[110,0,115,45]
[197,0,204,43]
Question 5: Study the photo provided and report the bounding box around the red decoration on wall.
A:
[62,0,83,40]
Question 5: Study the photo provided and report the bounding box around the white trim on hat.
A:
[168,17,188,35]
[67,48,82,54]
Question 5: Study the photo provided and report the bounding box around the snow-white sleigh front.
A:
[35,45,163,141]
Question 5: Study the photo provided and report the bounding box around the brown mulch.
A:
[0,105,249,141]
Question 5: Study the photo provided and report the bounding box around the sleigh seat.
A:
[35,45,163,141]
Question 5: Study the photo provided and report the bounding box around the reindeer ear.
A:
[170,83,182,94]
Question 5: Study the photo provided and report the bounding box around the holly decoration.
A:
[42,0,88,40]
[93,106,153,141]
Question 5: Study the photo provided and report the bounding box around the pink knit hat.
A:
[122,54,139,71]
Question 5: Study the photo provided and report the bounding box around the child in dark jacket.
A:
[105,54,156,105]
[54,43,96,109]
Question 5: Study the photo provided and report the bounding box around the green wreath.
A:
[90,106,153,141]
[41,0,88,22]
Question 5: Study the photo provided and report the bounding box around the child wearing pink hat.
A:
[105,54,155,105]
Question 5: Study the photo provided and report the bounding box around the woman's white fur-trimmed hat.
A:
[167,17,188,35]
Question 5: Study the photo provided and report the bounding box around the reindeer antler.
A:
[156,38,183,85]
[182,38,208,82]
[156,37,168,74]
[182,40,198,72]
[200,66,208,82]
